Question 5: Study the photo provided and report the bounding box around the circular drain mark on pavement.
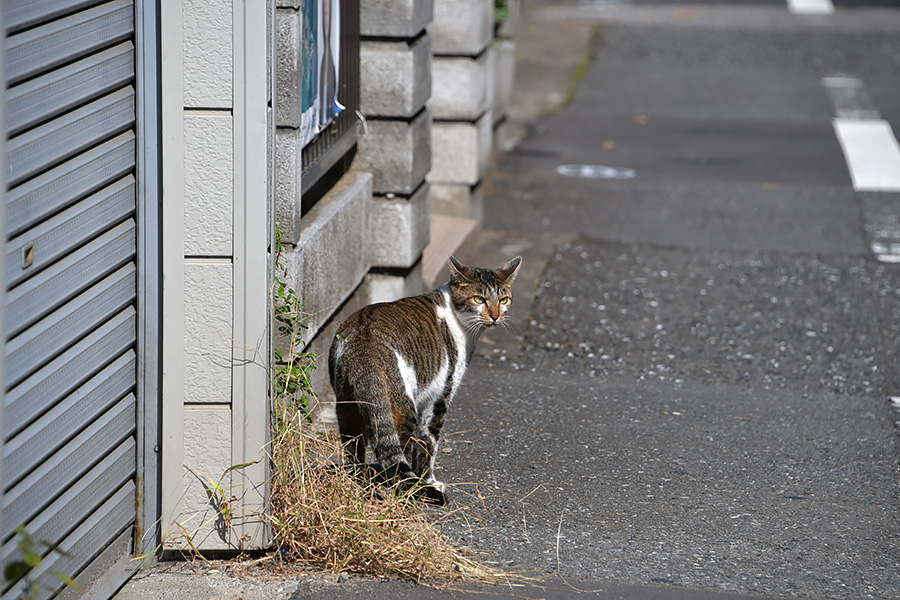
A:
[556,164,636,180]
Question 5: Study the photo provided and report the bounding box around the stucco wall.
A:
[161,0,270,553]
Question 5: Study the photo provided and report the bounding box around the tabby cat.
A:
[328,255,522,504]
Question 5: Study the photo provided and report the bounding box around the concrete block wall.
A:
[429,0,518,220]
[286,171,373,340]
[275,1,374,364]
[429,0,494,221]
[355,0,434,283]
[491,0,519,151]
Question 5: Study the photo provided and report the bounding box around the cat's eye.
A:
[499,297,510,305]
[472,296,486,304]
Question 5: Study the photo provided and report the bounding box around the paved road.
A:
[118,2,900,599]
[436,1,900,598]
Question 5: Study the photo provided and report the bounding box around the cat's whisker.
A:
[461,315,483,339]
[499,318,517,334]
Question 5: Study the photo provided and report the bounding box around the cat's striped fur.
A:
[328,255,522,503]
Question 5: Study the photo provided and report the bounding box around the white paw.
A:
[425,477,448,493]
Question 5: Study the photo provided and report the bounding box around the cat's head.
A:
[447,255,522,329]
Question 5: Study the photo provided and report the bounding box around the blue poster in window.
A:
[319,0,344,128]
[300,0,318,146]
[300,0,344,147]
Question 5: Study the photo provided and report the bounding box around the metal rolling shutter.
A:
[2,1,139,597]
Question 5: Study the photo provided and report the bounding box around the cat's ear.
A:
[448,255,475,281]
[498,256,522,284]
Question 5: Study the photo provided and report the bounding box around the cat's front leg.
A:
[423,395,449,480]
[411,394,452,505]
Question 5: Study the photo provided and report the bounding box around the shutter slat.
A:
[5,0,134,85]
[7,42,134,136]
[7,87,135,186]
[1,395,135,541]
[5,263,135,388]
[6,132,135,236]
[7,176,134,289]
[3,353,135,487]
[4,308,136,438]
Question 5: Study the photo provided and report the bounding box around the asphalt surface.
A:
[118,1,900,599]
[442,1,900,598]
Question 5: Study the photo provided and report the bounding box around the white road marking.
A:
[822,76,881,120]
[823,75,900,262]
[556,164,636,180]
[787,0,835,14]
[871,243,900,263]
[832,119,900,192]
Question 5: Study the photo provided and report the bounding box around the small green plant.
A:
[3,526,80,600]
[494,0,509,24]
[272,229,318,429]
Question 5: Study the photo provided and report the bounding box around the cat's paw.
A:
[419,482,450,506]
[398,476,450,506]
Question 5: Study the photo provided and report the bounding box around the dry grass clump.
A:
[268,408,513,585]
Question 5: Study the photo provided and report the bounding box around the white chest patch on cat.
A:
[394,349,450,423]
[437,287,468,399]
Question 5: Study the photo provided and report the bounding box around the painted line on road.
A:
[556,164,636,180]
[787,0,835,14]
[832,119,900,192]
[822,76,881,120]
[824,75,900,262]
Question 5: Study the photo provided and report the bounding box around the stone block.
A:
[275,127,303,245]
[492,39,516,122]
[275,8,302,128]
[360,0,433,39]
[429,111,492,186]
[365,262,425,305]
[370,183,431,269]
[179,405,233,550]
[184,113,233,256]
[355,109,431,195]
[184,0,232,108]
[287,171,373,340]
[184,260,233,403]
[431,0,493,57]
[360,35,432,119]
[430,182,484,221]
[431,52,492,121]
